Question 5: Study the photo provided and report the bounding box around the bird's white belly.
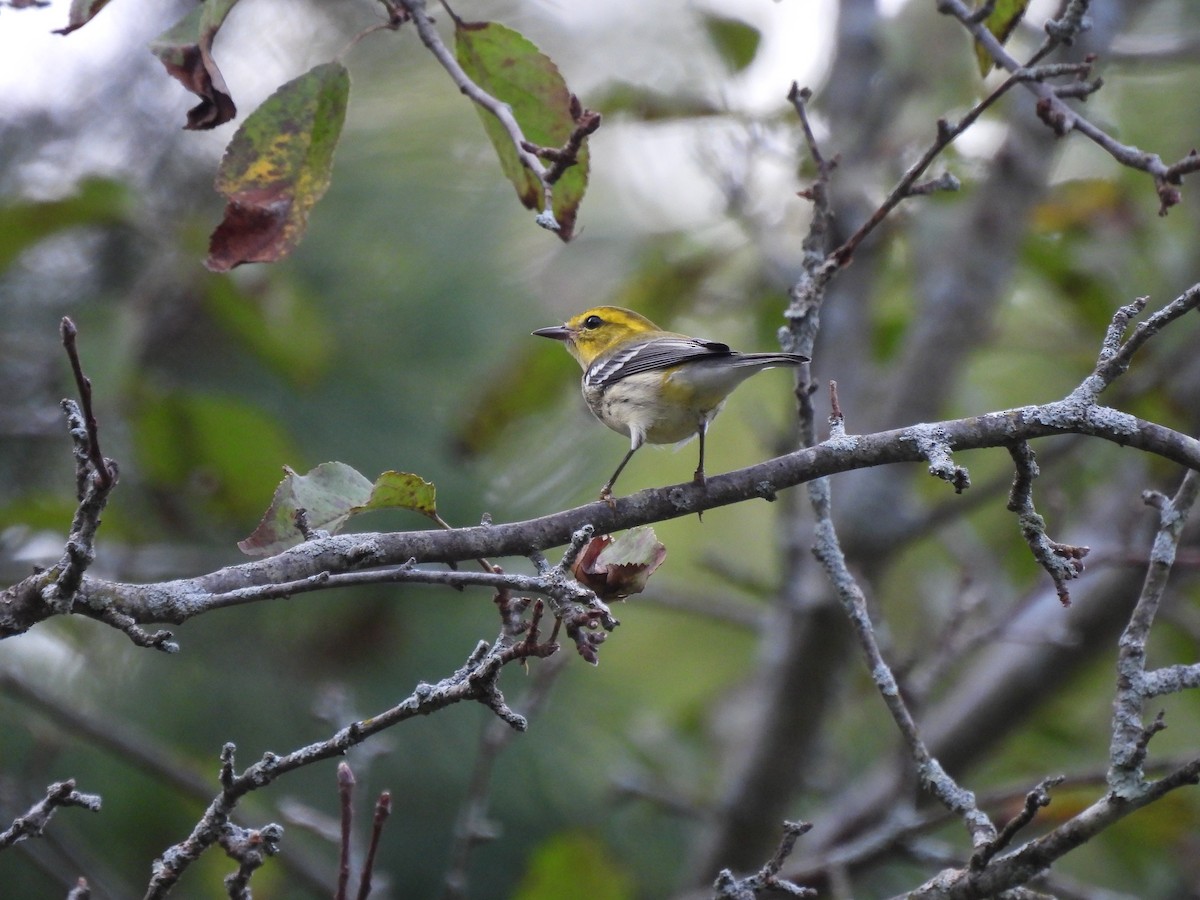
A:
[584,372,722,446]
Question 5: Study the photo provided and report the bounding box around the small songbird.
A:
[533,306,808,500]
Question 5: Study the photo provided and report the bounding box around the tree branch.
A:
[1108,469,1200,797]
[398,0,569,231]
[143,625,559,898]
[0,780,102,850]
[713,821,815,899]
[809,405,996,848]
[898,758,1200,899]
[1006,442,1088,606]
[2,389,1196,641]
[938,0,1199,213]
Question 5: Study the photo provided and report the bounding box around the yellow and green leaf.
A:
[205,62,349,271]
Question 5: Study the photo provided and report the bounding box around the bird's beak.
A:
[532,324,573,342]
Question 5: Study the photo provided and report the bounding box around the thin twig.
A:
[0,780,102,850]
[355,792,391,900]
[399,0,559,230]
[59,317,112,491]
[970,775,1065,870]
[1108,470,1200,797]
[1006,442,1088,606]
[336,763,355,900]
[34,320,122,625]
[1085,286,1200,396]
[713,820,816,898]
[336,0,409,60]
[142,628,559,898]
[940,0,1199,213]
[782,83,840,363]
[829,61,1031,267]
[809,480,997,848]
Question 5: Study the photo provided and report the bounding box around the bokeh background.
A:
[3,0,1200,897]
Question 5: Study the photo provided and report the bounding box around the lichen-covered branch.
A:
[809,436,997,848]
[1109,469,1200,797]
[3,391,1198,643]
[1006,442,1088,606]
[939,0,1200,213]
[0,779,101,851]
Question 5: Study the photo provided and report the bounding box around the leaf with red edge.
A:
[205,61,349,271]
[973,0,1030,75]
[572,527,667,600]
[453,15,590,240]
[238,462,374,557]
[148,0,240,129]
[52,0,114,35]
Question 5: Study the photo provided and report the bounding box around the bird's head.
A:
[533,306,661,368]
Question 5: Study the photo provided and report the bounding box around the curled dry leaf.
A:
[149,0,240,130]
[571,527,667,600]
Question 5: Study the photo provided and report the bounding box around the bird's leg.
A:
[692,420,709,486]
[600,445,639,503]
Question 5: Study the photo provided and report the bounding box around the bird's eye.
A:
[582,315,604,329]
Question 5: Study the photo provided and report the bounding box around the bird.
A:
[533,306,808,501]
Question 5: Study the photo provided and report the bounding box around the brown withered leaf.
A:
[149,0,240,130]
[572,527,667,600]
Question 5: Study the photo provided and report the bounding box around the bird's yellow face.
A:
[533,306,662,368]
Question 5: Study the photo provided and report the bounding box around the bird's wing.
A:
[585,337,732,389]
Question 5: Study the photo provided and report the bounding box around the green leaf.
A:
[353,471,439,519]
[703,15,762,73]
[205,61,350,271]
[973,0,1030,75]
[148,0,241,129]
[454,17,589,240]
[238,468,443,557]
[0,177,130,273]
[52,0,115,35]
[238,462,374,557]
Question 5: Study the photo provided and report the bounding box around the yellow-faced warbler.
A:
[533,306,808,500]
